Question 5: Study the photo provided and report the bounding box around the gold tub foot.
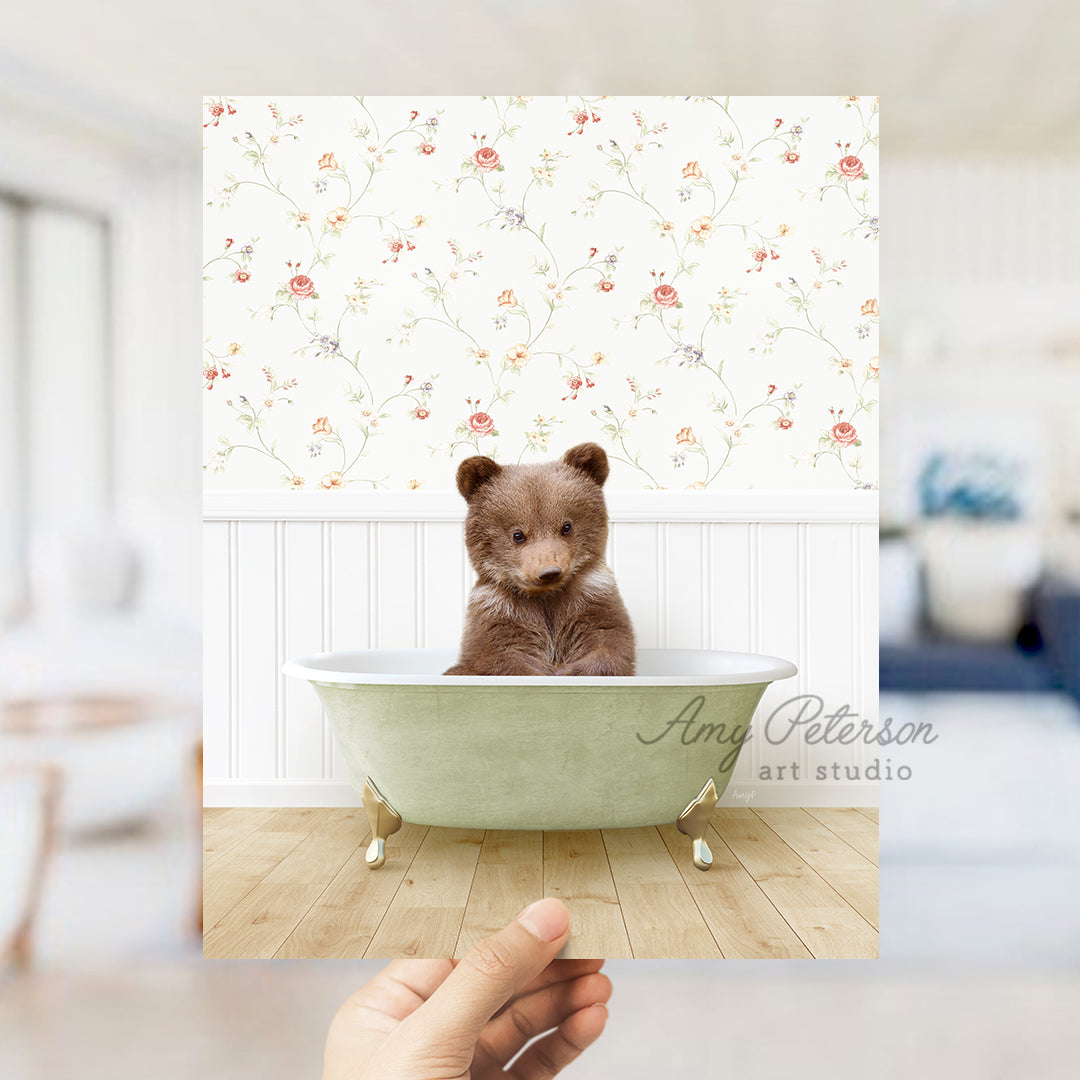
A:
[361,777,402,869]
[676,778,719,871]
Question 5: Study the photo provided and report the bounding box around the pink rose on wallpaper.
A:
[318,152,338,170]
[598,279,614,292]
[682,161,702,179]
[497,289,517,307]
[320,470,345,489]
[675,426,696,445]
[419,143,435,155]
[312,417,333,435]
[831,421,857,445]
[474,146,500,172]
[413,406,430,420]
[288,274,315,298]
[777,417,793,430]
[861,298,879,316]
[748,248,771,272]
[784,150,800,164]
[653,284,679,308]
[839,154,865,180]
[467,412,495,436]
[233,269,250,283]
[568,110,597,135]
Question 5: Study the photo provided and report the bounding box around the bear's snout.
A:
[537,565,563,584]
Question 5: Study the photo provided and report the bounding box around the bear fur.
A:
[444,442,636,676]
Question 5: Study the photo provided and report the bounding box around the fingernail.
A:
[516,898,569,942]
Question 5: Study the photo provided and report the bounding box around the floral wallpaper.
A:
[203,96,878,491]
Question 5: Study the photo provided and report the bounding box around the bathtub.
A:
[283,647,796,870]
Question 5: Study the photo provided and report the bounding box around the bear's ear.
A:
[563,442,609,487]
[456,456,502,501]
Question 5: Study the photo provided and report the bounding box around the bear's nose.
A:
[537,566,563,584]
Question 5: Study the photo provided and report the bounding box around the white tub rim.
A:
[283,647,797,687]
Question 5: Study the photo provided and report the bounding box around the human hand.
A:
[324,898,611,1079]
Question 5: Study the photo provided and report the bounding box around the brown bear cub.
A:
[445,442,636,676]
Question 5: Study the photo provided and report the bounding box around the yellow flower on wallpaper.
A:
[505,343,531,369]
[325,206,351,232]
[689,215,716,241]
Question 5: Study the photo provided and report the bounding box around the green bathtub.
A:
[283,647,796,870]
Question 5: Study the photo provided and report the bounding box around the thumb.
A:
[407,898,571,1050]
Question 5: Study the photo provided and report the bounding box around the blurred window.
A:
[0,194,110,623]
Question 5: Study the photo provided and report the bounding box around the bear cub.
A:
[445,442,636,676]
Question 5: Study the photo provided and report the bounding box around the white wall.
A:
[203,490,878,808]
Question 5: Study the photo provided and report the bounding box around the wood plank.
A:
[601,827,719,958]
[601,826,682,884]
[616,882,722,959]
[202,828,309,930]
[657,822,813,960]
[544,831,631,959]
[713,809,877,959]
[817,868,878,930]
[257,807,331,832]
[855,807,878,823]
[753,808,876,873]
[454,831,544,959]
[203,882,324,959]
[803,807,879,865]
[364,827,484,958]
[203,807,279,868]
[752,808,878,928]
[260,808,365,885]
[275,823,429,959]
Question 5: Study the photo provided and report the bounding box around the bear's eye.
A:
[512,530,526,544]
[561,521,572,535]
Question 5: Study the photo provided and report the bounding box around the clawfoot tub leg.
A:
[361,777,402,869]
[676,778,719,871]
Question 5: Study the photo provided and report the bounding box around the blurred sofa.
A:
[880,577,1080,701]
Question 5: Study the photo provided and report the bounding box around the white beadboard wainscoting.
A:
[203,491,878,808]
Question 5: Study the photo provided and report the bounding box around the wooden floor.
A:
[203,806,878,960]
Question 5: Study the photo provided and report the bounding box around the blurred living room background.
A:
[880,154,1080,965]
[2,1,1079,1076]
